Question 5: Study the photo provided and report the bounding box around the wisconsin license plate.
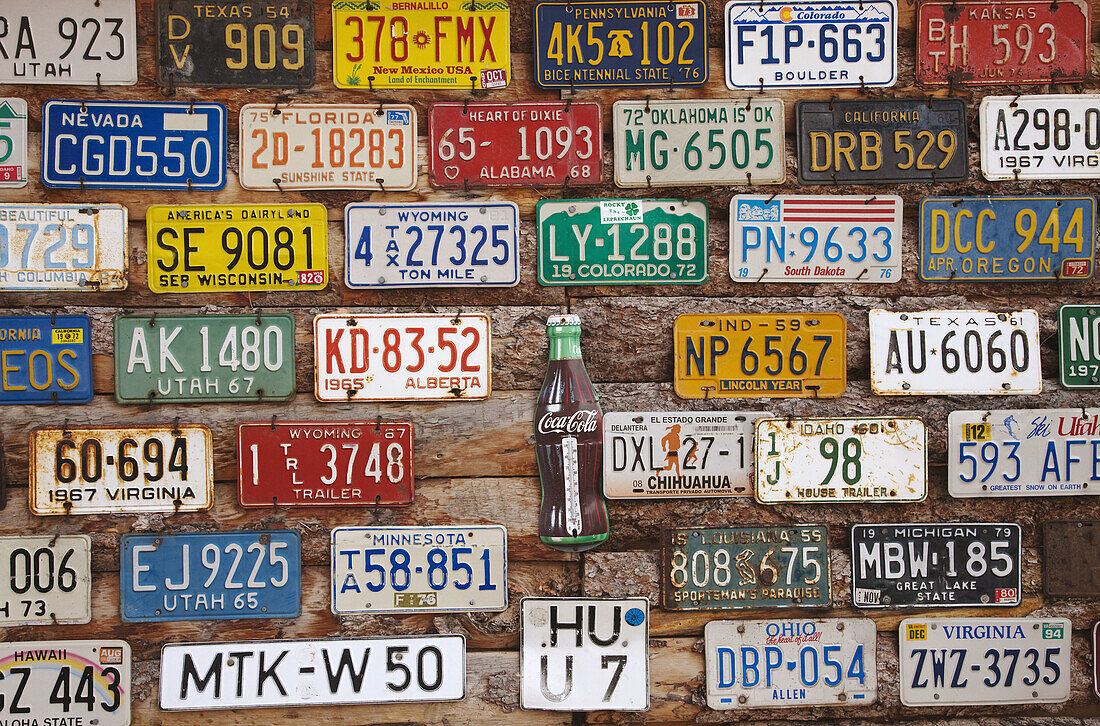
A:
[1060,304,1100,387]
[0,535,91,625]
[980,94,1100,180]
[0,640,131,724]
[1043,521,1100,596]
[0,98,27,186]
[0,315,92,405]
[0,204,127,291]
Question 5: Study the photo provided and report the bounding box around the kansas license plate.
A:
[0,204,127,291]
[0,315,92,405]
[980,94,1100,180]
[1060,304,1100,387]
[0,99,27,187]
[797,98,968,184]
[0,535,91,625]
[851,523,1021,608]
[533,1,707,88]
[345,202,519,288]
[314,313,491,401]
[0,640,130,724]
[1043,521,1100,596]
[869,309,1042,395]
[730,194,902,283]
[706,618,877,708]
[29,425,214,515]
[239,103,416,191]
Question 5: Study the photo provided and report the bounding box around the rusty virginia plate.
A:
[0,640,131,724]
[0,535,92,625]
[1043,521,1100,596]
[0,204,127,291]
[980,94,1100,180]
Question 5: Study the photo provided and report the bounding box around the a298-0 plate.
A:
[0,535,91,625]
[1060,304,1100,388]
[980,94,1100,180]
[0,98,27,186]
[0,204,127,291]
[0,314,93,405]
[0,640,131,724]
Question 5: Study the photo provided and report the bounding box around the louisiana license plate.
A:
[0,640,130,724]
[1060,304,1100,387]
[0,98,27,186]
[1043,521,1100,596]
[0,204,127,291]
[0,315,92,405]
[0,535,91,625]
[980,94,1100,180]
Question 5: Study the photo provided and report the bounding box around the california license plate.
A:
[0,640,131,724]
[980,94,1100,180]
[0,98,27,186]
[0,315,93,405]
[0,535,91,625]
[1060,304,1100,387]
[1043,521,1100,596]
[0,204,127,291]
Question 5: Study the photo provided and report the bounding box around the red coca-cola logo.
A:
[537,409,599,434]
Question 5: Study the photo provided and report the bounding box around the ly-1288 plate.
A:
[0,535,91,625]
[0,99,27,187]
[0,640,131,724]
[0,315,93,405]
[0,204,127,291]
[1059,304,1100,388]
[980,94,1100,180]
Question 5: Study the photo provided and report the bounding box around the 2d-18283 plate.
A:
[0,315,93,405]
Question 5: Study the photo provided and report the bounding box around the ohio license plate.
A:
[0,315,92,405]
[345,202,519,288]
[706,618,877,708]
[533,1,707,88]
[980,94,1100,180]
[239,103,416,191]
[0,204,127,291]
[0,640,130,724]
[797,98,968,184]
[0,98,27,186]
[146,203,327,293]
[0,535,91,625]
[851,523,1021,608]
[314,313,491,401]
[1043,521,1100,596]
[538,199,707,285]
[42,100,226,190]
[869,309,1042,395]
[1060,304,1100,387]
[730,194,902,283]
[29,425,214,515]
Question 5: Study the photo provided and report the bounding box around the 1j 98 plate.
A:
[0,535,91,625]
[980,94,1100,180]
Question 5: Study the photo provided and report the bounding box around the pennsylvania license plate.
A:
[1043,521,1100,596]
[0,640,131,724]
[146,203,327,293]
[0,535,91,625]
[537,199,707,285]
[797,98,968,184]
[981,94,1100,180]
[869,309,1042,395]
[0,204,127,291]
[1060,304,1100,387]
[0,98,27,187]
[0,315,92,405]
[730,194,902,283]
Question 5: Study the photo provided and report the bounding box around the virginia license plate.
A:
[869,309,1042,395]
[0,640,131,724]
[0,204,127,291]
[1043,521,1100,596]
[0,535,91,625]
[1060,304,1100,387]
[0,99,27,186]
[980,94,1100,180]
[0,315,93,405]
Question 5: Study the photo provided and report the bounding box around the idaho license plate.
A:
[869,309,1042,395]
[980,94,1100,180]
[0,204,128,291]
[1060,304,1100,387]
[0,98,27,187]
[0,640,131,724]
[1043,521,1100,596]
[0,315,93,405]
[0,535,91,625]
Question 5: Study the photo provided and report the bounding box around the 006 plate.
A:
[0,535,91,625]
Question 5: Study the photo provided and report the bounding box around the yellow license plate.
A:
[332,1,511,90]
[674,313,847,398]
[146,204,328,293]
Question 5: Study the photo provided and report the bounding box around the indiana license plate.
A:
[0,315,93,405]
[980,94,1100,180]
[0,535,91,625]
[0,99,27,186]
[0,204,127,291]
[0,640,131,724]
[1043,521,1100,596]
[1060,304,1100,387]
[869,309,1042,395]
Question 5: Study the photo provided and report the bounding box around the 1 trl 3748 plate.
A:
[0,315,93,405]
[0,535,92,625]
[0,99,27,187]
[0,204,128,291]
[1043,520,1100,596]
[1060,304,1100,388]
[0,640,131,725]
[980,94,1100,180]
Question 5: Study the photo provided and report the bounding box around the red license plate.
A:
[917,0,1089,86]
[237,421,414,507]
[428,101,602,188]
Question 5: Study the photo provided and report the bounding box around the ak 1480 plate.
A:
[1043,521,1100,596]
[0,315,93,405]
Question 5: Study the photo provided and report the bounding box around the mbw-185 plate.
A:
[0,99,27,187]
[0,315,93,405]
[0,204,127,291]
[1059,304,1100,388]
[0,535,91,625]
[980,94,1100,180]
[0,640,131,724]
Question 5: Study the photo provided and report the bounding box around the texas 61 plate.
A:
[980,94,1100,180]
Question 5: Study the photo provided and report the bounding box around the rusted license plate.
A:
[0,315,93,405]
[0,204,128,291]
[1060,304,1100,388]
[1043,521,1100,596]
[0,535,91,625]
[0,640,131,724]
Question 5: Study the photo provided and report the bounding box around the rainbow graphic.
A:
[0,644,128,701]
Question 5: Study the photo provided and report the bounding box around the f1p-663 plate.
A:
[980,94,1100,180]
[0,204,127,291]
[0,315,93,405]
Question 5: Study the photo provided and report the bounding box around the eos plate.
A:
[0,640,131,724]
[1043,521,1100,596]
[0,204,127,291]
[980,94,1100,180]
[0,315,93,405]
[1060,304,1100,388]
[0,99,27,187]
[0,535,91,625]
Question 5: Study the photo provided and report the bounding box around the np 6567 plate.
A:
[0,315,93,405]
[0,98,27,187]
[0,640,131,725]
[1060,304,1100,388]
[0,535,92,625]
[0,204,128,291]
[980,94,1100,180]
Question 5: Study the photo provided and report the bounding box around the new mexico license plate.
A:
[0,315,93,405]
[0,640,131,724]
[980,94,1100,180]
[0,204,127,291]
[1060,304,1100,387]
[0,535,91,625]
[0,98,27,187]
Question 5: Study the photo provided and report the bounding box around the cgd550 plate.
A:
[0,315,93,405]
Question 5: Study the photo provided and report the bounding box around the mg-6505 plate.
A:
[1043,521,1100,596]
[0,315,93,405]
[1060,304,1100,388]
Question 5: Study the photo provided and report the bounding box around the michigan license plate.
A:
[0,315,92,405]
[1060,304,1100,387]
[981,94,1100,180]
[0,535,91,625]
[0,204,127,291]
[0,99,27,186]
[0,640,131,724]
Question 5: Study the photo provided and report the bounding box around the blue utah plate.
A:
[0,315,92,404]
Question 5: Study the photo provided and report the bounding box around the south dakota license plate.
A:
[0,315,93,405]
[980,94,1100,180]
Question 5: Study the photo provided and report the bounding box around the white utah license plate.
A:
[705,618,877,708]
[899,618,1071,706]
[980,94,1100,180]
[0,640,131,724]
[0,536,91,625]
[0,204,128,291]
[0,98,27,187]
[869,309,1042,395]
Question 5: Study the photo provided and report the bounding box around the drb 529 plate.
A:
[0,315,93,405]
[980,94,1100,180]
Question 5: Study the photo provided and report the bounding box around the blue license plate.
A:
[42,100,227,190]
[120,530,300,622]
[0,315,92,404]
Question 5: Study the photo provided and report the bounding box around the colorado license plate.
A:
[0,98,27,186]
[0,315,93,405]
[980,94,1100,180]
[1060,304,1100,387]
[29,425,214,515]
[0,535,91,625]
[1043,521,1100,596]
[869,309,1042,395]
[0,204,127,291]
[730,194,902,283]
[0,640,131,724]
[314,313,491,401]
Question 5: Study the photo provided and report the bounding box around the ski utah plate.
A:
[0,640,131,724]
[980,94,1100,180]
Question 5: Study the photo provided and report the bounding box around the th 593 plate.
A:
[0,535,91,625]
[980,94,1100,180]
[0,640,131,725]
[0,99,27,187]
[0,315,93,405]
[1060,304,1100,388]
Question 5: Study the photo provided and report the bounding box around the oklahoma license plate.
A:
[1060,304,1100,387]
[0,204,127,291]
[980,94,1100,180]
[0,640,130,724]
[0,535,91,625]
[0,98,27,186]
[0,315,92,405]
[730,195,902,283]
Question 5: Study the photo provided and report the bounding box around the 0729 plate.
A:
[0,204,128,291]
[0,315,93,405]
[1059,304,1100,388]
[0,99,27,187]
[980,94,1100,180]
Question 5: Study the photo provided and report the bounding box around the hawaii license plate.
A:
[0,640,130,724]
[0,535,91,625]
[0,315,93,405]
[0,204,127,291]
[0,98,27,186]
[980,94,1100,180]
[1060,304,1100,387]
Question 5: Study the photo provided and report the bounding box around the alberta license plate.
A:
[1043,521,1100,596]
[0,535,91,625]
[0,315,93,405]
[0,640,131,724]
[0,98,27,186]
[980,94,1100,180]
[869,309,1042,395]
[730,194,902,283]
[0,204,127,291]
[1060,304,1100,387]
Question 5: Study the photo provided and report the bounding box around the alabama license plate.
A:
[851,523,1021,608]
[980,94,1100,180]
[42,100,226,190]
[1043,521,1100,596]
[730,194,902,283]
[1060,304,1100,387]
[314,313,491,401]
[0,98,27,186]
[29,425,214,515]
[0,315,92,405]
[869,309,1042,395]
[344,202,519,288]
[0,535,91,625]
[0,204,127,291]
[0,640,130,724]
[797,98,968,184]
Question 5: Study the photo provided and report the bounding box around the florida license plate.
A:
[0,315,93,405]
[0,535,91,625]
[1060,304,1100,387]
[1043,521,1100,596]
[0,204,127,291]
[980,94,1100,180]
[0,98,27,187]
[0,640,131,724]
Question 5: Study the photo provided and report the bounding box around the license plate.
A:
[29,425,214,515]
[0,204,128,291]
[1059,304,1100,387]
[0,99,27,187]
[42,100,226,190]
[520,597,648,710]
[920,196,1095,281]
[344,202,519,288]
[0,315,93,405]
[146,203,327,293]
[869,309,1042,395]
[674,313,847,398]
[851,523,1021,608]
[980,94,1100,180]
[1043,521,1100,596]
[538,199,707,285]
[796,98,968,184]
[239,103,416,191]
[0,640,131,724]
[730,194,902,283]
[1095,622,1100,699]
[725,0,897,89]
[706,618,877,708]
[0,535,91,625]
[156,0,315,88]
[314,313,491,401]
[899,618,1071,705]
[332,1,510,89]
[662,525,830,610]
[239,421,413,507]
[160,635,465,708]
[533,1,707,88]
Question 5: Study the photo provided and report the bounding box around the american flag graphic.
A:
[781,196,901,223]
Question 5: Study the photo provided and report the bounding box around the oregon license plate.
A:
[0,640,131,724]
[1060,304,1100,387]
[0,99,27,187]
[0,204,127,291]
[980,94,1100,180]
[0,315,92,405]
[0,535,91,625]
[1043,521,1100,596]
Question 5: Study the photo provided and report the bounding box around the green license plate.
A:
[1059,304,1100,388]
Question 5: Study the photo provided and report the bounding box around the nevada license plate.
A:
[0,535,91,625]
[1043,521,1100,596]
[869,309,1042,395]
[160,635,465,708]
[345,202,519,288]
[1060,304,1100,387]
[29,425,214,515]
[538,199,707,285]
[146,203,327,293]
[239,103,416,191]
[797,98,968,184]
[899,618,1070,705]
[0,204,127,291]
[706,618,877,708]
[851,523,1021,608]
[980,94,1100,180]
[730,194,902,283]
[0,315,92,405]
[0,98,27,187]
[42,100,226,190]
[0,640,131,724]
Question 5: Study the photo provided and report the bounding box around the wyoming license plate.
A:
[0,640,131,724]
[0,315,93,405]
[0,204,128,291]
[980,94,1100,180]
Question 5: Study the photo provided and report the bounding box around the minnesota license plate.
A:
[0,535,91,625]
[1043,521,1100,596]
[797,98,968,184]
[146,203,327,293]
[1060,304,1100,387]
[0,204,127,291]
[980,94,1100,180]
[0,315,92,405]
[869,309,1042,395]
[537,199,707,285]
[730,194,902,283]
[674,313,847,398]
[0,640,131,724]
[0,99,27,187]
